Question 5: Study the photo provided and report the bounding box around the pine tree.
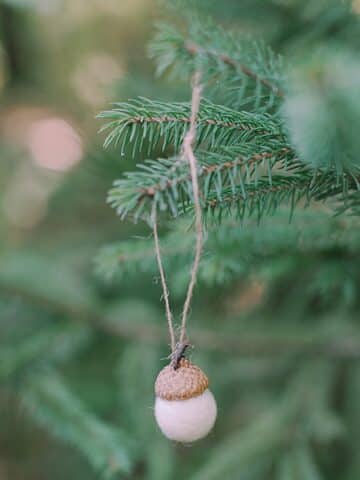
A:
[2,1,360,479]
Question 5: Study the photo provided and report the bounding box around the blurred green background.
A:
[0,2,165,479]
[1,1,360,479]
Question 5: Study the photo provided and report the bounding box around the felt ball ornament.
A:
[154,358,217,442]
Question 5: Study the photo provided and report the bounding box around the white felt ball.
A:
[154,388,217,442]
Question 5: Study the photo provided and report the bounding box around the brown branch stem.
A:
[127,114,257,131]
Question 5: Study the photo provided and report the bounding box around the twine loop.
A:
[152,73,203,367]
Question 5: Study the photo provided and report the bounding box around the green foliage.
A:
[22,371,135,478]
[0,323,92,380]
[105,144,355,223]
[0,249,97,311]
[191,363,342,480]
[278,446,324,480]
[284,49,360,175]
[149,20,286,110]
[95,210,360,287]
[99,97,283,155]
[191,400,293,480]
[95,209,360,320]
[101,21,360,226]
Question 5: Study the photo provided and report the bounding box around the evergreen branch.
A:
[335,190,360,216]
[203,172,348,221]
[184,40,284,98]
[140,147,290,199]
[106,145,295,221]
[0,324,92,379]
[107,143,357,223]
[95,235,185,281]
[100,86,360,223]
[95,211,360,285]
[98,98,283,155]
[22,371,135,478]
[3,283,360,358]
[149,22,286,109]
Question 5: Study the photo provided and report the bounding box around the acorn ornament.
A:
[152,74,217,442]
[154,355,217,442]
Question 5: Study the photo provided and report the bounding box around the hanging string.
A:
[179,72,203,344]
[152,72,203,364]
[152,204,176,353]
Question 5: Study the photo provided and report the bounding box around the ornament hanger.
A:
[151,72,204,369]
[152,73,218,442]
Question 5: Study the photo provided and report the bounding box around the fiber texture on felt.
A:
[155,389,217,442]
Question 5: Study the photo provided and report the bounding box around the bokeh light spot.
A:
[27,118,83,171]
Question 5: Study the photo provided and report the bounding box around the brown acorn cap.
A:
[155,358,209,401]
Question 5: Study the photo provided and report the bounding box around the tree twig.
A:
[185,41,285,98]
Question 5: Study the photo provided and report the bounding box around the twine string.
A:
[179,72,203,344]
[152,204,176,353]
[152,72,203,362]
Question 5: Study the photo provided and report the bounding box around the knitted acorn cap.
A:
[155,358,209,401]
